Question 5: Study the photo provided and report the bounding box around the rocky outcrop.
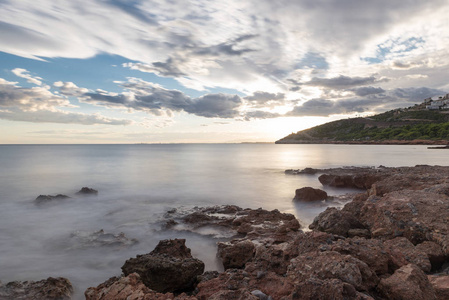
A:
[84,273,197,300]
[293,187,328,201]
[121,239,204,293]
[35,194,70,205]
[76,187,98,195]
[428,275,449,300]
[0,277,73,300]
[377,264,436,300]
[217,239,255,269]
[309,207,366,237]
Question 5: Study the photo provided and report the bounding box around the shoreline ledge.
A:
[2,165,449,299]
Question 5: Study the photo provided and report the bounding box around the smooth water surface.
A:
[0,144,447,298]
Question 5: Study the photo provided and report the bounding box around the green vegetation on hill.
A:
[276,108,449,143]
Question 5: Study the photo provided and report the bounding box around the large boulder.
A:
[85,273,197,300]
[0,277,73,300]
[331,237,390,276]
[293,187,328,201]
[121,239,204,293]
[428,275,449,300]
[377,264,436,300]
[309,207,365,237]
[287,251,378,292]
[360,190,449,252]
[217,239,255,269]
[383,237,431,273]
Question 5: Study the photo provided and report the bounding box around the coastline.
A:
[3,165,449,299]
[275,139,449,145]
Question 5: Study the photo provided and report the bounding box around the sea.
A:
[0,143,447,298]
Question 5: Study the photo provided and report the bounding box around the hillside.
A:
[276,105,449,144]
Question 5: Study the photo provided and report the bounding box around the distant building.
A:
[425,93,449,110]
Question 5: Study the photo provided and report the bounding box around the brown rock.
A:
[290,278,374,300]
[121,239,205,293]
[287,251,378,292]
[360,190,449,249]
[293,187,328,201]
[377,264,436,300]
[85,273,197,300]
[384,237,431,273]
[0,277,73,300]
[428,275,449,300]
[331,237,390,276]
[416,241,446,271]
[217,239,255,269]
[309,207,365,237]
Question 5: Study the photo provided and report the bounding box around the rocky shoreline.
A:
[275,139,449,145]
[2,165,449,299]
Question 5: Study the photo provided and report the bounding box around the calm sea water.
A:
[0,144,447,298]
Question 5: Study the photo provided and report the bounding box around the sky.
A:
[1,0,449,143]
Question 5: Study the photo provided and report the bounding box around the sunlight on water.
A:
[0,144,447,298]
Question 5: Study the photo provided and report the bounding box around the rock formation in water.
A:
[0,277,73,300]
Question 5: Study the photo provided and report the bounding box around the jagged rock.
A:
[384,237,431,273]
[217,239,255,269]
[360,190,449,252]
[318,173,382,189]
[287,251,378,292]
[35,194,70,205]
[290,278,374,300]
[164,205,300,240]
[377,264,436,300]
[293,187,328,201]
[416,241,446,271]
[85,273,197,300]
[121,239,204,293]
[76,187,98,195]
[0,277,73,300]
[331,237,390,276]
[309,207,365,237]
[428,275,449,300]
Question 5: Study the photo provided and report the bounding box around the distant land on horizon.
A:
[276,95,449,145]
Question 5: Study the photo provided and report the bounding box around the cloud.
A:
[123,59,186,77]
[11,68,43,86]
[351,86,386,96]
[305,75,388,89]
[0,78,131,125]
[288,86,447,117]
[56,77,244,119]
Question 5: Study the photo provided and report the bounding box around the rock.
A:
[293,187,328,201]
[0,277,73,300]
[76,187,98,195]
[121,239,205,293]
[377,264,436,300]
[67,229,138,250]
[360,190,449,251]
[287,251,378,292]
[164,205,300,240]
[196,271,220,284]
[207,289,258,300]
[290,278,368,300]
[217,239,255,269]
[85,273,197,300]
[35,194,70,205]
[428,275,449,300]
[331,237,390,276]
[384,237,432,273]
[309,207,365,237]
[416,241,446,271]
[250,289,269,300]
[318,173,382,189]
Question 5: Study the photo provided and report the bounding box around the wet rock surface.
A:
[66,229,138,250]
[35,194,70,205]
[76,187,98,195]
[80,165,449,299]
[294,187,328,201]
[0,277,73,300]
